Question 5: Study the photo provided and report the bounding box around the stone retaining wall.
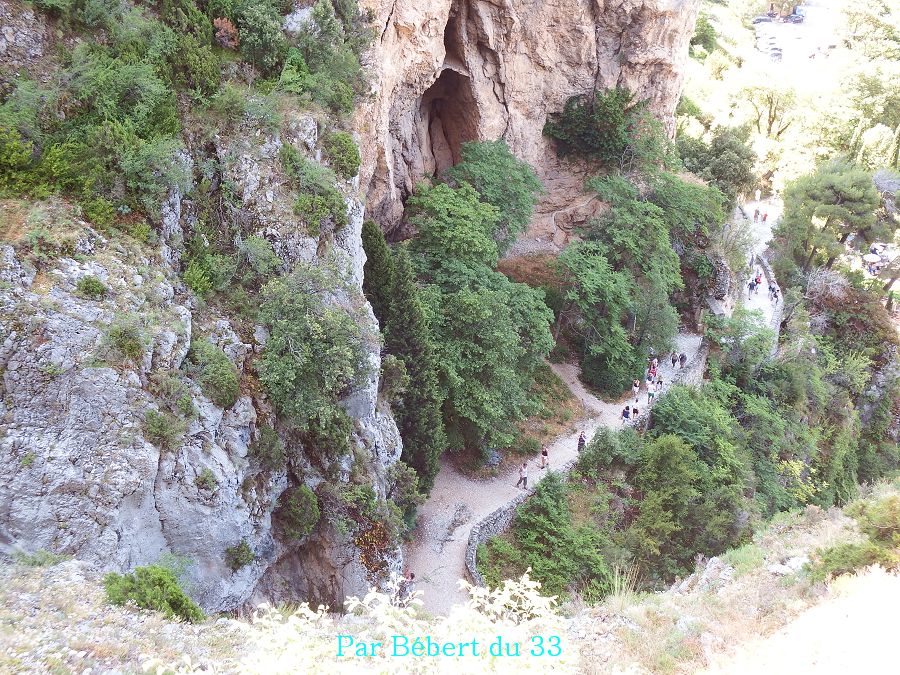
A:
[464,339,710,587]
[756,254,783,353]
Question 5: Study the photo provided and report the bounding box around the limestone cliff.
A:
[0,103,401,613]
[358,0,699,246]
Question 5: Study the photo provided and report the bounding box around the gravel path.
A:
[402,332,703,615]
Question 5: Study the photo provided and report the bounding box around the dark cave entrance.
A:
[417,1,479,175]
[419,69,480,175]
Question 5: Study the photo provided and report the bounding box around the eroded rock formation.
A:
[358,0,699,246]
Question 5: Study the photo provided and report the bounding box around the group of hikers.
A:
[515,350,690,489]
[514,430,587,490]
[748,268,779,303]
[621,352,686,423]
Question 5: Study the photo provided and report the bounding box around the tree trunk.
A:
[803,246,818,272]
[824,232,853,269]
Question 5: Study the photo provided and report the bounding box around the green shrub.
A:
[76,275,107,299]
[258,265,370,435]
[81,197,117,229]
[235,0,287,75]
[224,539,255,571]
[279,485,320,539]
[690,13,717,53]
[323,130,360,179]
[104,317,146,364]
[187,339,240,408]
[847,494,900,547]
[195,467,217,491]
[510,472,612,599]
[807,541,899,583]
[515,436,540,457]
[13,549,68,567]
[544,87,646,163]
[249,426,285,470]
[577,427,643,477]
[239,236,282,280]
[144,409,187,449]
[280,147,348,232]
[103,565,204,623]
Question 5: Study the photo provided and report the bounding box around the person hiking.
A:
[577,431,586,453]
[748,279,756,297]
[656,376,663,390]
[753,208,760,222]
[515,461,528,489]
[540,444,549,469]
[631,405,639,417]
[632,379,640,402]
[671,352,678,368]
[647,381,657,405]
[762,212,768,223]
[651,357,659,369]
[622,405,631,422]
[679,352,687,368]
[395,571,416,605]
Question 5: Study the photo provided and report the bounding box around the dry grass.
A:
[570,492,899,674]
[497,252,561,287]
[0,561,245,674]
[0,199,30,243]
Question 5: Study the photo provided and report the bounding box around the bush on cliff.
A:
[104,565,204,623]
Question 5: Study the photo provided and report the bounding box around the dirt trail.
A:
[403,333,702,615]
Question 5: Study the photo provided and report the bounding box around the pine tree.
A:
[386,247,447,493]
[361,219,395,327]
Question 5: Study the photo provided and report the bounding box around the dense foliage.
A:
[444,140,544,254]
[543,88,646,164]
[407,182,554,455]
[258,263,372,457]
[104,565,204,623]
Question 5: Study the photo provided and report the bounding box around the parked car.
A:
[752,16,773,24]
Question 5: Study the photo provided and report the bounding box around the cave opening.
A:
[419,69,480,175]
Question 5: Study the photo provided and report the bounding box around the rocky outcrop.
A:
[0,106,402,613]
[358,0,700,241]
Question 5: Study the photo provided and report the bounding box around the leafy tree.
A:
[627,435,704,579]
[423,274,553,453]
[405,180,552,454]
[556,241,638,394]
[740,82,798,140]
[510,472,612,599]
[777,160,883,271]
[677,126,757,205]
[384,248,447,492]
[690,13,717,53]
[361,219,395,326]
[407,182,500,273]
[235,0,287,75]
[258,263,372,436]
[444,140,544,253]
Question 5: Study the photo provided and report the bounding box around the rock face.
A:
[358,0,699,243]
[0,106,402,613]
